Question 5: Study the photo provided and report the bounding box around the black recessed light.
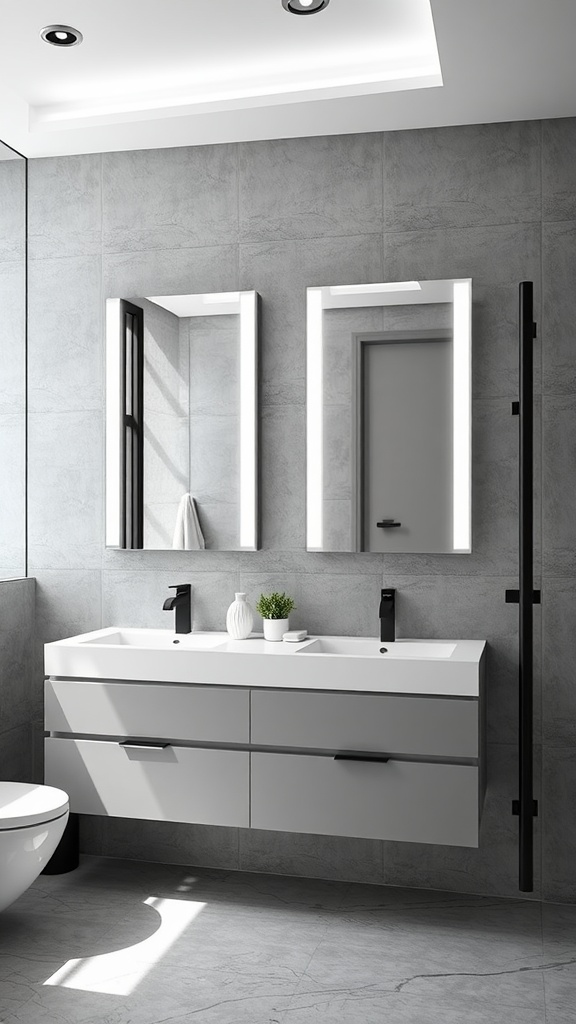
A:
[282,0,330,14]
[40,25,83,47]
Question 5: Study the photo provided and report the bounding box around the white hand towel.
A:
[172,493,205,550]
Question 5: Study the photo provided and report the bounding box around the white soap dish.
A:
[283,630,308,642]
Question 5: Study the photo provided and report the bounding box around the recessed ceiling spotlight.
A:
[282,0,330,14]
[40,25,83,47]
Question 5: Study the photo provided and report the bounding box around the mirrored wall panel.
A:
[106,291,260,551]
[306,279,472,554]
[0,140,26,579]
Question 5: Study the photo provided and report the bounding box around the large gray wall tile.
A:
[0,723,32,782]
[81,816,240,870]
[102,145,238,252]
[239,133,383,242]
[28,411,103,571]
[28,256,103,412]
[542,396,576,575]
[28,155,102,259]
[543,117,576,221]
[542,578,576,747]
[103,244,239,298]
[542,221,576,395]
[384,121,541,230]
[102,569,239,631]
[0,261,26,414]
[0,413,26,578]
[0,157,26,261]
[542,746,576,902]
[239,828,383,884]
[0,580,35,763]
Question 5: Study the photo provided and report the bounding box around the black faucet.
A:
[379,588,396,643]
[163,584,192,634]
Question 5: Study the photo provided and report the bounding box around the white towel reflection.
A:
[172,493,205,550]
[44,896,205,996]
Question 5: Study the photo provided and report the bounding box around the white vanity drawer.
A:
[251,752,479,847]
[45,680,249,744]
[251,690,478,759]
[45,738,249,827]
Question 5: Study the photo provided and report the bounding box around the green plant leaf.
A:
[255,591,296,619]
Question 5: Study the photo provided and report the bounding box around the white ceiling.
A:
[0,0,575,157]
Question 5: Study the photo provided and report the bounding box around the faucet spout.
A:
[379,588,396,643]
[163,584,192,634]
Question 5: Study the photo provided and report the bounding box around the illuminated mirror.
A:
[306,279,472,553]
[106,291,260,551]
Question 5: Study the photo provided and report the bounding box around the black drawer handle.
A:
[119,741,171,750]
[376,519,401,528]
[334,754,390,764]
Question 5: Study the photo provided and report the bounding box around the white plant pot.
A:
[226,593,254,640]
[263,618,289,642]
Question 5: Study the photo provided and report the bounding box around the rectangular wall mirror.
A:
[306,278,472,554]
[106,290,260,551]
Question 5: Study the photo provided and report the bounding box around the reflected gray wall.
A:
[27,119,576,901]
[137,298,189,548]
[0,144,26,579]
[187,313,240,549]
[322,302,452,551]
[0,579,35,781]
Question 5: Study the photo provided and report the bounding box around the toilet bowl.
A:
[0,782,69,912]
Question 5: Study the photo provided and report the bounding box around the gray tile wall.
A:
[0,578,35,781]
[26,118,576,901]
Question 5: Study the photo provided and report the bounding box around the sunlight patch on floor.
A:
[43,896,206,996]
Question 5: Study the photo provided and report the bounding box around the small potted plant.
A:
[256,592,296,642]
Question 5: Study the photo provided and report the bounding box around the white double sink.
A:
[45,628,485,697]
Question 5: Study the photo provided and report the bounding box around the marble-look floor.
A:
[0,857,574,1023]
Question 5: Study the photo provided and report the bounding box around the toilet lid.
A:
[0,782,69,830]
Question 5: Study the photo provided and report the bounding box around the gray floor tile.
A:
[2,858,569,1024]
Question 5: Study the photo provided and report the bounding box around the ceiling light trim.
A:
[282,0,331,14]
[40,25,83,47]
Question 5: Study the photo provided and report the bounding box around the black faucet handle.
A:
[169,583,191,595]
[381,588,395,600]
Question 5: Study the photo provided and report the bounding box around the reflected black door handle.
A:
[376,519,401,528]
[119,741,171,750]
[334,754,390,763]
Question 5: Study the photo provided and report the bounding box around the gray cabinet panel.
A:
[251,752,479,847]
[251,689,478,758]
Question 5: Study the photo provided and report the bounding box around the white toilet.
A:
[0,782,69,912]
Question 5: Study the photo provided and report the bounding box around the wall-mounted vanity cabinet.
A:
[306,278,472,554]
[45,634,486,849]
[105,291,260,551]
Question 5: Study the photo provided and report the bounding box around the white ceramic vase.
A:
[263,617,289,642]
[226,593,254,640]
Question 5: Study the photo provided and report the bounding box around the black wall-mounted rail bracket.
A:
[512,401,520,415]
[376,519,402,528]
[505,589,541,604]
[512,800,538,817]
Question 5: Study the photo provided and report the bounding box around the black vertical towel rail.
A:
[517,280,537,892]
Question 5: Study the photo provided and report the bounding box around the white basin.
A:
[45,628,485,697]
[299,638,456,659]
[86,629,226,650]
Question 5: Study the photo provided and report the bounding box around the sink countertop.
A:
[45,629,486,698]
